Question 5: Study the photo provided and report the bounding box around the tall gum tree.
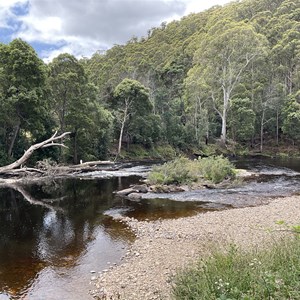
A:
[190,20,268,144]
[48,53,96,163]
[113,78,152,155]
[0,39,48,159]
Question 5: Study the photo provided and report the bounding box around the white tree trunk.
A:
[220,88,230,144]
[117,100,130,155]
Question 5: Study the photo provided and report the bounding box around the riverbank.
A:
[90,195,300,299]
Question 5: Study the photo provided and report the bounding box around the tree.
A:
[192,20,267,144]
[0,39,49,160]
[282,96,300,143]
[229,98,256,142]
[48,54,97,163]
[113,78,152,154]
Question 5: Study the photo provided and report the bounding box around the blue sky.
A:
[0,0,232,62]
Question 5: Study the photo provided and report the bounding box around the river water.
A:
[1,158,300,299]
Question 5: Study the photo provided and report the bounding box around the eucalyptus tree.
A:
[190,20,267,144]
[282,96,300,144]
[228,98,256,143]
[113,78,152,154]
[0,39,48,161]
[48,53,111,163]
[184,67,211,146]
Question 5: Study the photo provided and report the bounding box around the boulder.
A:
[127,193,142,200]
[115,187,135,196]
[131,184,149,193]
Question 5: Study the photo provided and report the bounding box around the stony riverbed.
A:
[89,195,300,299]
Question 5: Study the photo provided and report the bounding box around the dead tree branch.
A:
[0,131,71,173]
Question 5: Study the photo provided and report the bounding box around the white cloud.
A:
[0,0,27,28]
[13,0,188,60]
[1,0,233,61]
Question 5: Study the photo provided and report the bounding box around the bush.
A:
[148,157,196,185]
[197,156,236,184]
[148,156,235,185]
[173,236,300,300]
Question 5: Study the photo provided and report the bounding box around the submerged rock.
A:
[128,193,142,200]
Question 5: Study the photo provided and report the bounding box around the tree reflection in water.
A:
[0,177,135,299]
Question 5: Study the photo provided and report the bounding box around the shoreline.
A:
[90,195,300,299]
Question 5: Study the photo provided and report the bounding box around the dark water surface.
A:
[1,158,300,299]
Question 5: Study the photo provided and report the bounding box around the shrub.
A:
[148,157,196,185]
[148,156,235,185]
[197,156,236,184]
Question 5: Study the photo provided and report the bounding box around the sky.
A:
[0,0,232,62]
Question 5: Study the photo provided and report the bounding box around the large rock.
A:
[131,184,149,193]
[115,187,136,196]
[127,193,142,200]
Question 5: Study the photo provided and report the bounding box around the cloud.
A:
[1,0,232,61]
[13,0,187,61]
[0,0,28,28]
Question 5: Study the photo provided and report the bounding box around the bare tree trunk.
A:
[260,110,265,153]
[118,100,129,155]
[8,120,21,158]
[221,110,227,145]
[73,130,78,164]
[276,109,279,146]
[0,131,71,173]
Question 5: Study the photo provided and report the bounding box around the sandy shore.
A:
[89,196,300,299]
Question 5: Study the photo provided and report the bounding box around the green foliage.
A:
[196,156,236,184]
[152,144,177,159]
[229,98,256,142]
[113,78,153,154]
[0,39,50,160]
[148,156,235,185]
[113,78,152,114]
[173,237,300,299]
[148,157,194,185]
[48,54,112,163]
[2,0,300,163]
[282,96,300,142]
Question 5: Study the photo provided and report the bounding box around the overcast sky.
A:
[0,0,232,62]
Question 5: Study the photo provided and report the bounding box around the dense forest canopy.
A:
[0,0,299,165]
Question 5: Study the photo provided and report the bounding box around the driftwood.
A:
[71,160,113,168]
[0,131,71,173]
[0,131,117,181]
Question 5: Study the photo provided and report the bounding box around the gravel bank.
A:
[90,196,300,299]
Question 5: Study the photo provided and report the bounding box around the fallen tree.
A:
[0,131,71,174]
[0,131,116,181]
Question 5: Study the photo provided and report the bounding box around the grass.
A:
[172,235,300,300]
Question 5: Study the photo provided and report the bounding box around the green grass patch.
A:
[148,156,236,185]
[173,236,300,300]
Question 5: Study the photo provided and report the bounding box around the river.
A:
[1,158,300,299]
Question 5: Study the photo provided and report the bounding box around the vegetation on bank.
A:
[1,0,300,167]
[173,232,300,300]
[148,156,236,185]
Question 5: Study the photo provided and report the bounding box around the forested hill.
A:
[0,0,300,166]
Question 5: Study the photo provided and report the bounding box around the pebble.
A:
[90,196,300,299]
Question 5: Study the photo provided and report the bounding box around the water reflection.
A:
[0,177,136,299]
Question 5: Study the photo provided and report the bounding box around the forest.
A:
[0,0,299,166]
